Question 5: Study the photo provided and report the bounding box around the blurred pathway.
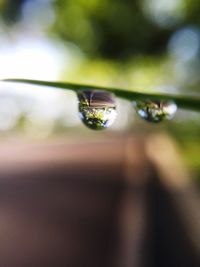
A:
[0,135,199,267]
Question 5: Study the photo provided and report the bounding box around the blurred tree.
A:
[0,0,27,24]
[51,0,171,59]
[51,0,200,59]
[1,0,200,60]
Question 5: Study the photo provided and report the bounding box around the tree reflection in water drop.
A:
[133,100,177,123]
[77,90,117,130]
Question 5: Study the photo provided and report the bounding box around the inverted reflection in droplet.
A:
[77,90,117,130]
[133,100,177,123]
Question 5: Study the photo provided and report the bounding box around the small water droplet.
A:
[133,100,177,123]
[77,90,117,130]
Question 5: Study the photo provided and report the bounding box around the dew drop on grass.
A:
[77,90,117,130]
[133,100,177,123]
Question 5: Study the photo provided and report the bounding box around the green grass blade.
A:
[2,78,200,112]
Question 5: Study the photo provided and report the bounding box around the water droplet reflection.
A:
[133,100,177,123]
[77,90,117,130]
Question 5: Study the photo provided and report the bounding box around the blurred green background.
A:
[0,0,200,176]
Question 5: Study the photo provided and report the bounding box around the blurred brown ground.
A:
[0,135,199,267]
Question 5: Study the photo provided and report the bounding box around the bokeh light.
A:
[142,0,186,28]
[168,26,200,62]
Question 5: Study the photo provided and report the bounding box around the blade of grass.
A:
[2,78,200,112]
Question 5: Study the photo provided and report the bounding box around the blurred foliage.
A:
[51,0,200,59]
[0,0,26,24]
[52,0,165,58]
[0,0,200,91]
[49,0,200,93]
[1,0,200,60]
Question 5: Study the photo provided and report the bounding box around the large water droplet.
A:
[77,90,117,130]
[133,100,177,123]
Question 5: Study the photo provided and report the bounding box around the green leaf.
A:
[2,78,200,112]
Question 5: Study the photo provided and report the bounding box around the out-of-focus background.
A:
[0,0,200,175]
[0,1,200,267]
